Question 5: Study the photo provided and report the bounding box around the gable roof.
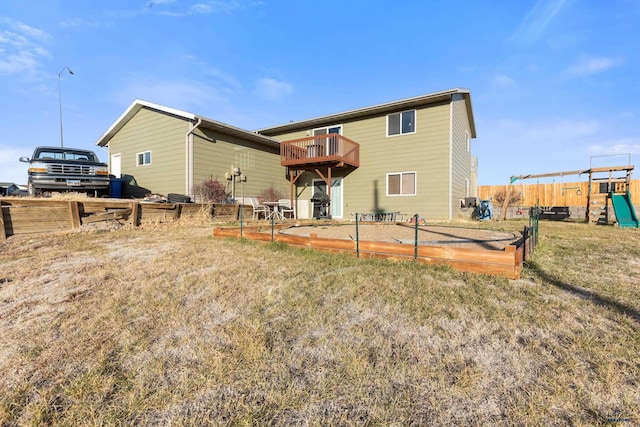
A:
[95,99,280,148]
[255,88,476,138]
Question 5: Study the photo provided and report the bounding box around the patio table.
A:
[264,201,284,220]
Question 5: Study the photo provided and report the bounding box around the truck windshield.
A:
[35,150,97,162]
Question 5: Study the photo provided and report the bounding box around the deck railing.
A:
[280,134,359,168]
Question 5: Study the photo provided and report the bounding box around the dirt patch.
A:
[279,224,520,250]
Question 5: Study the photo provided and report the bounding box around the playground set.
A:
[509,164,639,228]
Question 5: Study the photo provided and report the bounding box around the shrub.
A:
[493,188,521,207]
[192,178,229,203]
[257,186,286,203]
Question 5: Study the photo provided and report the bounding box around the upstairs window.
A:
[137,151,152,166]
[387,171,416,196]
[387,110,415,136]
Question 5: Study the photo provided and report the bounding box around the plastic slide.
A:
[610,191,640,228]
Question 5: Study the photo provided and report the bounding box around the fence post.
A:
[355,213,360,258]
[523,225,528,261]
[414,214,419,261]
[271,211,275,243]
[0,203,6,241]
[239,203,243,239]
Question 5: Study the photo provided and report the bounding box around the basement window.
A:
[387,110,416,136]
[387,171,416,196]
[137,151,152,166]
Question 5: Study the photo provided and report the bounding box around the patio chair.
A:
[278,199,296,219]
[249,197,269,220]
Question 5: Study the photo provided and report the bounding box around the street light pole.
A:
[58,66,74,148]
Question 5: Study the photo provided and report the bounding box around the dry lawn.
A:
[0,219,639,425]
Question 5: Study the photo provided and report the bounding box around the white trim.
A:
[136,150,152,166]
[96,99,280,148]
[386,109,416,137]
[331,177,343,219]
[110,153,121,177]
[312,124,343,135]
[186,118,201,197]
[386,171,417,196]
[449,101,453,220]
[257,88,475,137]
[96,99,195,147]
[311,178,343,218]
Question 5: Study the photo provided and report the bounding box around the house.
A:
[257,88,477,220]
[95,100,289,201]
[96,88,477,220]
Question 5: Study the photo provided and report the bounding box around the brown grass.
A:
[0,220,638,425]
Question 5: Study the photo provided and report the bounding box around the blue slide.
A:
[610,191,640,228]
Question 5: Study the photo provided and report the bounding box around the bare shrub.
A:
[257,185,285,203]
[192,178,228,203]
[493,188,520,207]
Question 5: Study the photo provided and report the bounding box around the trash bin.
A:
[110,178,124,198]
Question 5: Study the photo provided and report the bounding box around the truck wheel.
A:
[28,183,41,197]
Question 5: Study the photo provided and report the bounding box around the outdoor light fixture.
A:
[58,66,74,148]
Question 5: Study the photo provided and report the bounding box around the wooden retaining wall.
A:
[0,198,246,241]
[212,225,532,279]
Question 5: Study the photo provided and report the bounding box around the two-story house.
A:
[95,88,477,220]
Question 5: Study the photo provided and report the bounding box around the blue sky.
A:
[1,0,638,186]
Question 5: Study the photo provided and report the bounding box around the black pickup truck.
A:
[19,146,110,197]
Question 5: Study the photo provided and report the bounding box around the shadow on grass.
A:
[527,260,640,325]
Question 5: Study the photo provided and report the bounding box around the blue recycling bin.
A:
[110,178,124,198]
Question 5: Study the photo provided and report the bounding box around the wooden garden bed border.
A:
[212,225,531,279]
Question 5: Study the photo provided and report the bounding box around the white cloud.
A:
[510,0,568,46]
[0,18,51,77]
[492,73,515,88]
[154,0,245,16]
[587,140,640,155]
[527,119,600,141]
[113,77,233,114]
[254,78,293,101]
[567,56,617,76]
[12,22,50,41]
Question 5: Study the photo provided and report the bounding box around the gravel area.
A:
[279,224,520,250]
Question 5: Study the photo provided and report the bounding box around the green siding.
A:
[192,128,287,200]
[107,107,287,199]
[107,108,188,196]
[451,94,474,216]
[270,102,454,219]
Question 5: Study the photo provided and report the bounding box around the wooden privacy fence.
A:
[0,198,252,241]
[479,179,640,207]
[212,223,536,280]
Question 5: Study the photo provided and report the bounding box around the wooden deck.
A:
[280,134,359,168]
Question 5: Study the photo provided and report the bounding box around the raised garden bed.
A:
[212,222,533,279]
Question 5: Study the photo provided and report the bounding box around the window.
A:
[387,110,415,136]
[137,151,151,166]
[313,125,342,136]
[313,125,342,156]
[387,172,416,196]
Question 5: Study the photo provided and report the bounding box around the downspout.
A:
[186,118,202,196]
[449,96,453,220]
